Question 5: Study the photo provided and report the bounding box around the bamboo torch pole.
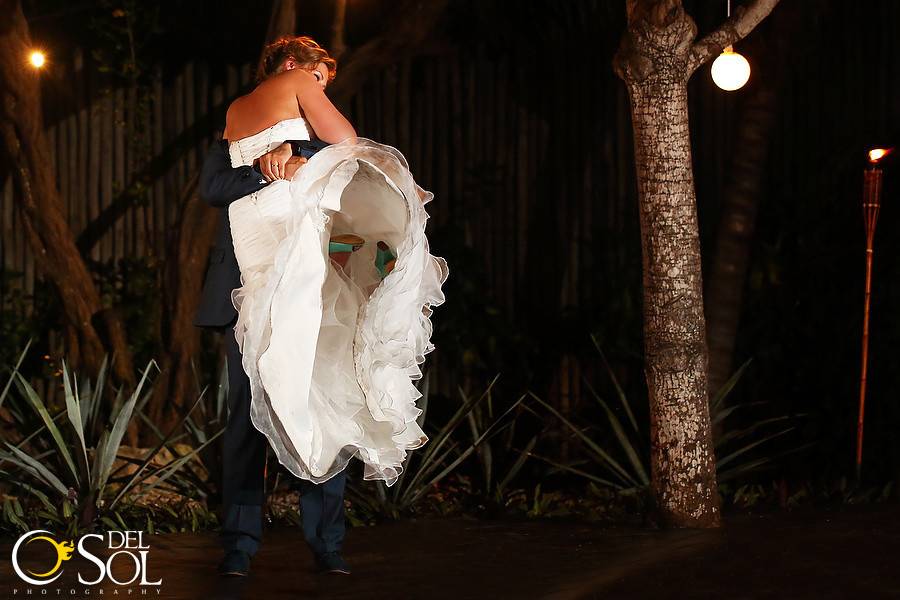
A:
[856,147,893,481]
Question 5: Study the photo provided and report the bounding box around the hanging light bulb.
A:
[711,0,751,91]
[711,45,750,91]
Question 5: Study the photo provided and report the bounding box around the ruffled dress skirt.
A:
[227,136,449,486]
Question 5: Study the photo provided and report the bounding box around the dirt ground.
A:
[1,503,898,599]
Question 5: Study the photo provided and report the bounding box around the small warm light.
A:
[868,148,893,164]
[29,50,46,69]
[711,46,750,91]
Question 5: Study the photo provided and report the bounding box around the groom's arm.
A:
[199,140,268,208]
[199,137,328,206]
[284,139,331,159]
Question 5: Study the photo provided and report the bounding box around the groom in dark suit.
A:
[194,138,350,577]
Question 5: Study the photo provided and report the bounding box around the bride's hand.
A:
[258,143,293,182]
[282,156,308,180]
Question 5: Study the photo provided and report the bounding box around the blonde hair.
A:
[257,35,337,83]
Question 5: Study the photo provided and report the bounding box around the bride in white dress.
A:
[222,37,448,486]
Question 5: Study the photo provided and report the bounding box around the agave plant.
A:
[123,354,230,506]
[461,381,537,506]
[0,343,221,534]
[346,372,530,520]
[530,333,809,492]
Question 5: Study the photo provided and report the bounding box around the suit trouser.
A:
[218,320,348,557]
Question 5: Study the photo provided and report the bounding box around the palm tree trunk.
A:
[613,0,780,527]
[625,79,721,527]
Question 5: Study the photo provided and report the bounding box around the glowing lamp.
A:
[711,46,750,91]
[29,51,46,69]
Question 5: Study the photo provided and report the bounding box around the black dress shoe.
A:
[217,549,251,576]
[316,551,351,575]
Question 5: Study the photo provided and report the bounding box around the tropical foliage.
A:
[0,341,221,535]
[346,373,536,520]
[529,334,810,495]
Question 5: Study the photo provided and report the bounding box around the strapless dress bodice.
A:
[228,117,311,167]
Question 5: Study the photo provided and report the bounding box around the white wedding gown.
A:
[226,116,449,486]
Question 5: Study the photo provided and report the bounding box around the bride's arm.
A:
[290,70,357,144]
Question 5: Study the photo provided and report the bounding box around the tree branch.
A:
[687,0,780,74]
[330,0,348,62]
[265,0,298,43]
[326,0,449,108]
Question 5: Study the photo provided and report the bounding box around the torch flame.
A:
[868,148,894,164]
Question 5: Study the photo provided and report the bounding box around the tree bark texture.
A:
[627,80,721,527]
[613,0,779,527]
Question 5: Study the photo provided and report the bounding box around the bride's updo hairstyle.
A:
[257,35,338,83]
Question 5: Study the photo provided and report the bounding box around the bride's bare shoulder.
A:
[223,94,252,139]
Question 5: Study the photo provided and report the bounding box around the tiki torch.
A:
[856,147,893,480]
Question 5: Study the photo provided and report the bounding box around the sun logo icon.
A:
[12,530,76,585]
[26,536,75,577]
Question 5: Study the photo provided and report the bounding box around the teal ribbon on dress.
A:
[374,244,395,279]
[328,241,357,254]
[327,240,395,279]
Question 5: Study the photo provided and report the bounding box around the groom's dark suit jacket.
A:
[193,140,269,329]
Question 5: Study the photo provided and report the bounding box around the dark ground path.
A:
[2,504,898,599]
